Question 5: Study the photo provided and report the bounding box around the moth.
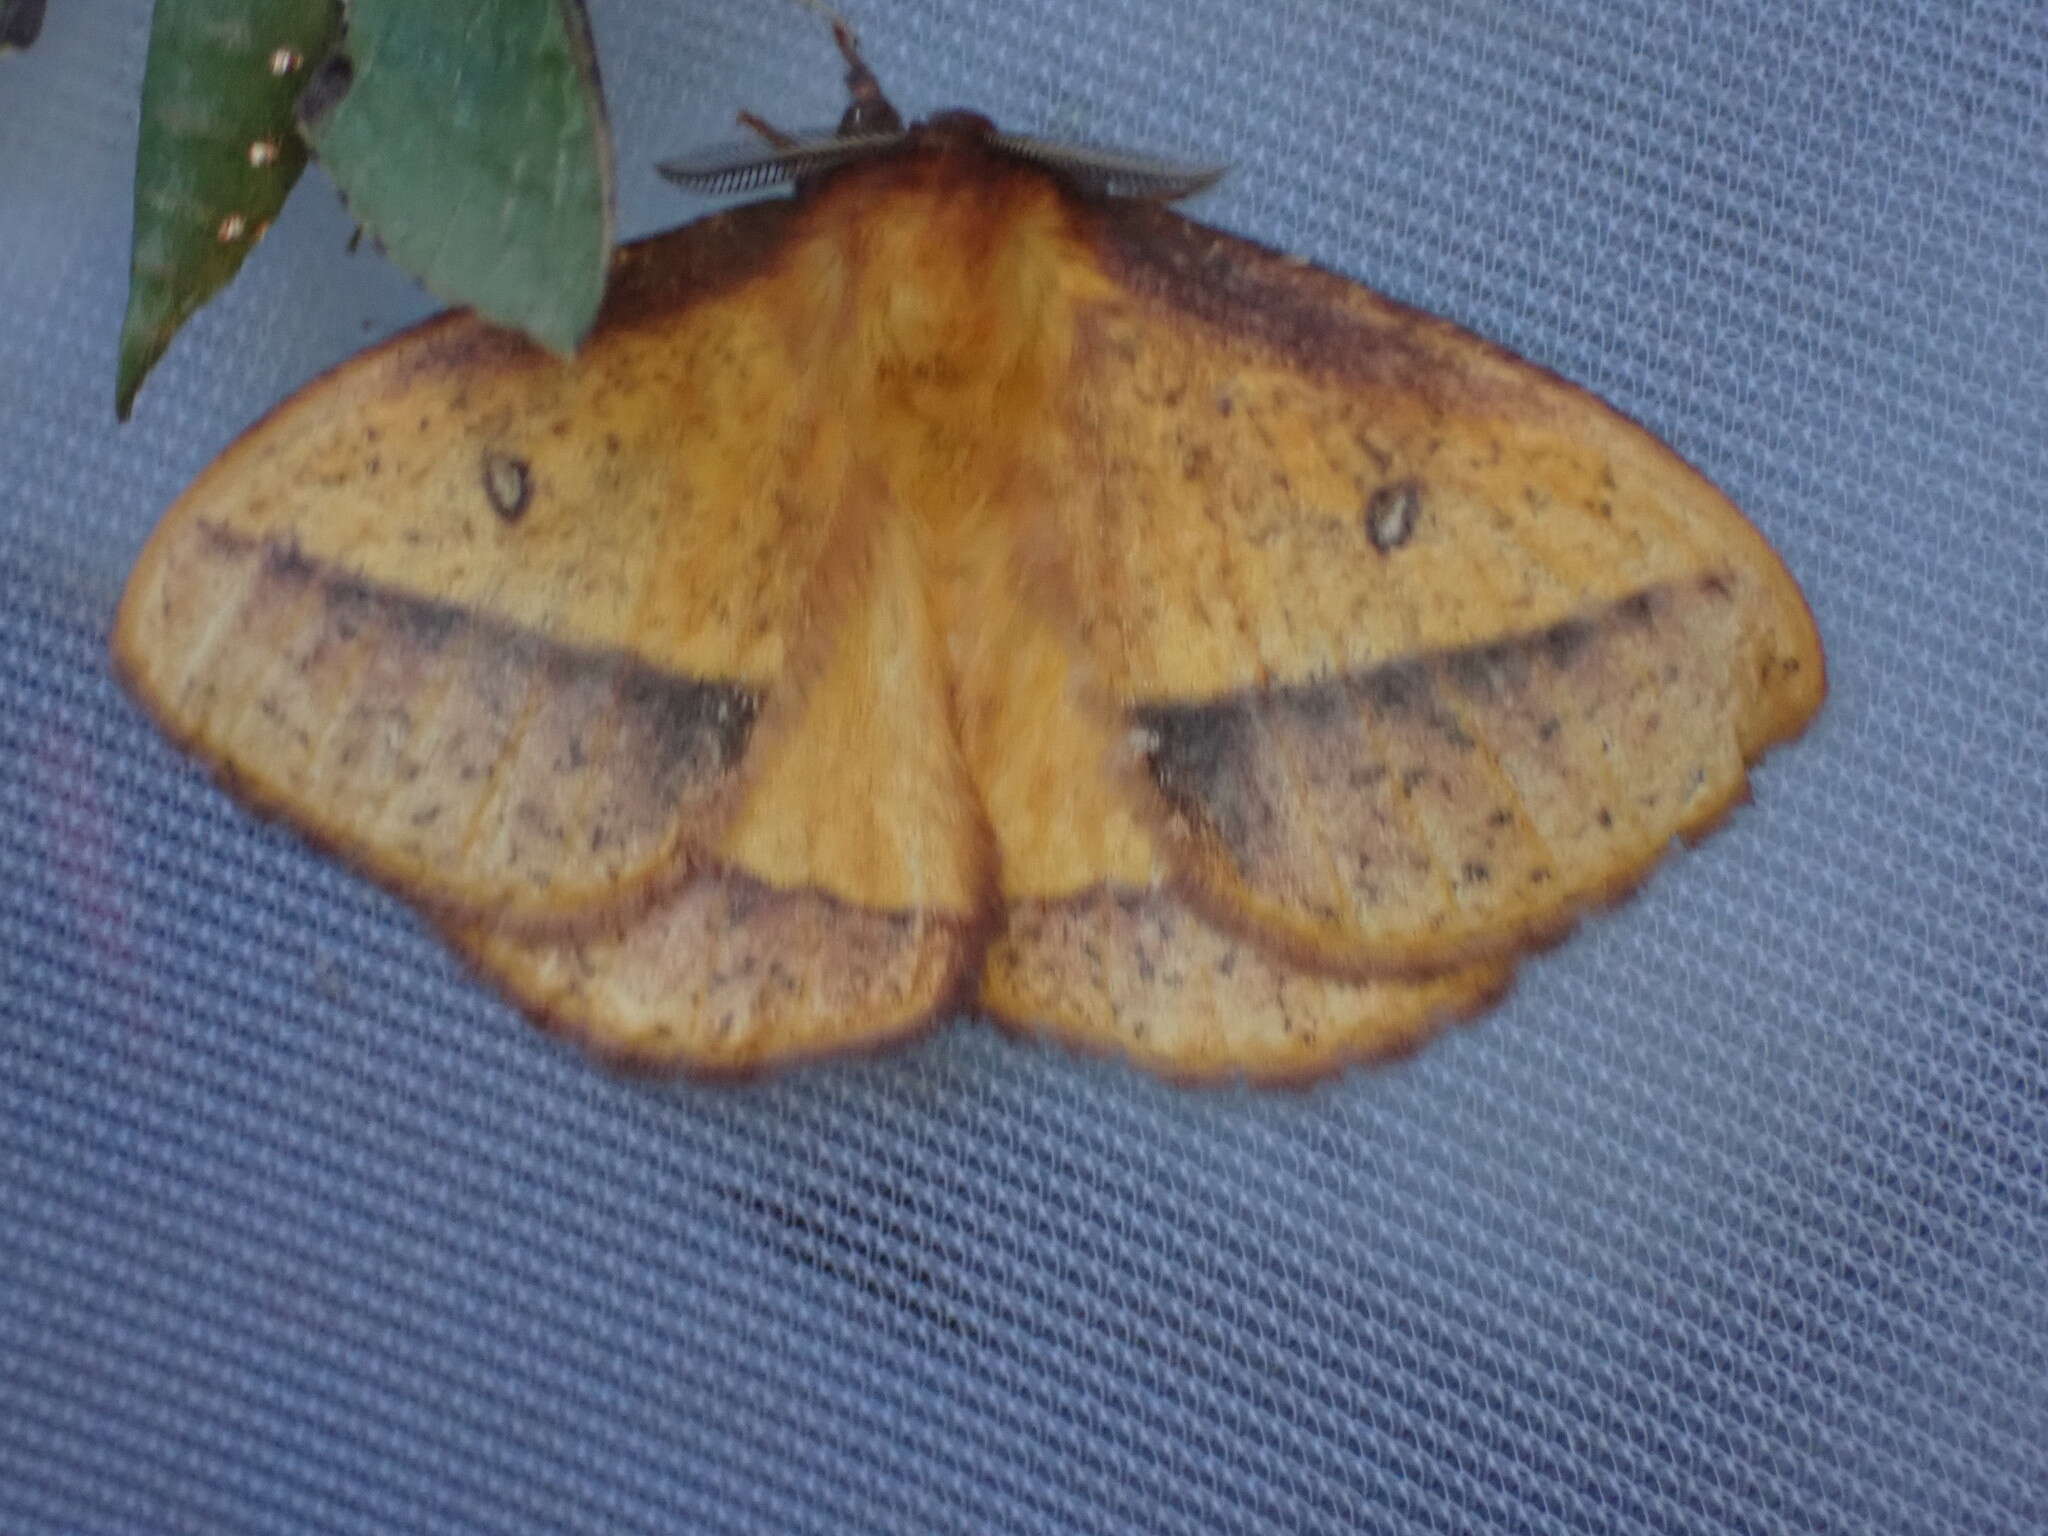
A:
[114,22,1825,1083]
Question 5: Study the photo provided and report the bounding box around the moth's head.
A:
[658,22,1223,203]
[909,109,1001,151]
[659,119,1224,203]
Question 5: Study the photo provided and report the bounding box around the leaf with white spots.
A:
[116,0,340,419]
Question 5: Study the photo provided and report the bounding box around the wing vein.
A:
[451,658,555,869]
[161,532,266,715]
[553,655,635,872]
[355,630,472,850]
[1433,678,1562,882]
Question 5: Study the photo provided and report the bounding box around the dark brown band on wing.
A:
[1128,575,1757,972]
[138,521,759,916]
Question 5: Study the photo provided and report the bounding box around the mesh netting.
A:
[3,0,2044,1530]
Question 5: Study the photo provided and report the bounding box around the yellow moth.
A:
[114,23,1825,1082]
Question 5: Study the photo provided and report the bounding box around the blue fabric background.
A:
[3,1,2044,1530]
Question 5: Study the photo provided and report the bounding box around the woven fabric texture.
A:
[3,0,2044,1530]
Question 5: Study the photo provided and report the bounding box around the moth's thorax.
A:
[812,150,1079,339]
[780,139,1089,536]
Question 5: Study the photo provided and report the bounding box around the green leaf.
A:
[115,0,342,420]
[298,0,613,357]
